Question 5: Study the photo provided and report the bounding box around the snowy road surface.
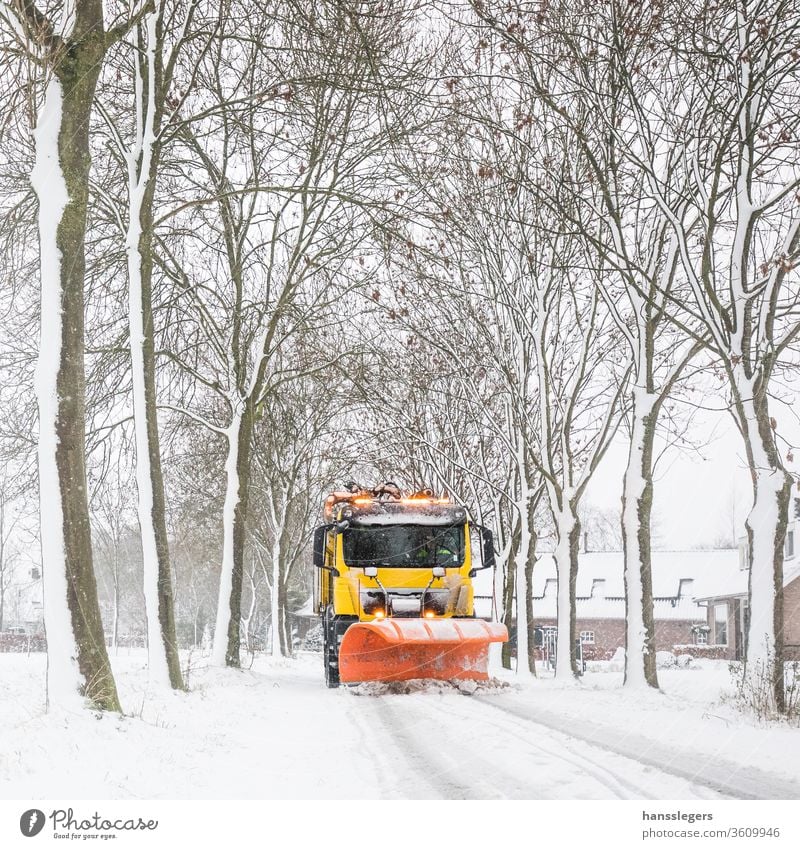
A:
[357,689,724,800]
[1,652,798,800]
[473,696,799,800]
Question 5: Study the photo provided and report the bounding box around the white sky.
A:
[585,389,799,550]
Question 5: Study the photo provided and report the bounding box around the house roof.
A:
[526,549,744,621]
[296,548,798,622]
[693,553,800,602]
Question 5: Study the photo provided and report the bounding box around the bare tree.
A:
[0,473,23,631]
[469,0,707,688]
[247,374,340,657]
[91,1,216,690]
[0,0,157,711]
[583,0,800,709]
[386,53,627,678]
[156,1,421,667]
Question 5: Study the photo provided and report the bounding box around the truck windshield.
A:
[342,524,464,568]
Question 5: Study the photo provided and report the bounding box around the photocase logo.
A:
[17,806,159,839]
[19,809,46,838]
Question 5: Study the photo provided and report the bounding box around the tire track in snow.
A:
[427,693,663,800]
[365,693,637,799]
[339,691,445,800]
[363,696,485,799]
[474,695,788,800]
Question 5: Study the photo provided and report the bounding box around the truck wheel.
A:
[323,619,340,688]
[324,651,340,688]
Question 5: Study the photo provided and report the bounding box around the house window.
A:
[785,530,795,559]
[738,538,749,571]
[714,604,728,645]
[579,631,595,644]
[692,625,709,645]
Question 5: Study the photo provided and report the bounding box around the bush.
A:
[656,651,676,668]
[728,653,800,723]
[302,623,323,652]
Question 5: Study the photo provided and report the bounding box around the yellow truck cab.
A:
[313,483,506,687]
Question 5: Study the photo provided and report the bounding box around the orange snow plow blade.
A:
[338,618,508,684]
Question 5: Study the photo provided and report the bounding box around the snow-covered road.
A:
[1,652,798,800]
[474,696,800,800]
[356,689,726,800]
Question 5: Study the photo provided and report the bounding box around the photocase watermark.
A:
[18,808,159,840]
[20,809,46,838]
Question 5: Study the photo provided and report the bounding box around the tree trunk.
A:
[737,387,792,713]
[279,575,291,656]
[126,14,184,690]
[269,506,292,658]
[501,517,520,670]
[32,31,121,711]
[514,512,530,674]
[270,532,282,658]
[515,493,538,674]
[524,529,538,677]
[552,502,581,680]
[212,406,253,667]
[112,547,119,654]
[621,386,660,689]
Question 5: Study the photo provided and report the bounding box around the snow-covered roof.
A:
[528,549,745,621]
[295,549,796,623]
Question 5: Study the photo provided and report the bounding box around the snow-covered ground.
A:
[1,651,797,800]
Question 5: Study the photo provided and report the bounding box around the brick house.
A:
[476,519,800,663]
[694,520,800,662]
[518,549,743,661]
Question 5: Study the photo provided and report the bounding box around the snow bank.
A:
[2,653,797,800]
[0,653,389,799]
[484,660,800,793]
[350,677,514,697]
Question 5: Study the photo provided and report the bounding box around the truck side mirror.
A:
[480,527,494,569]
[480,527,495,571]
[314,524,340,576]
[469,526,496,576]
[313,526,326,569]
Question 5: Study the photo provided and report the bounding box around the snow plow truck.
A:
[313,483,508,687]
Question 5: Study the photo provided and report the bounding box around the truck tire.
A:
[322,610,356,689]
[324,646,340,688]
[323,622,340,688]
